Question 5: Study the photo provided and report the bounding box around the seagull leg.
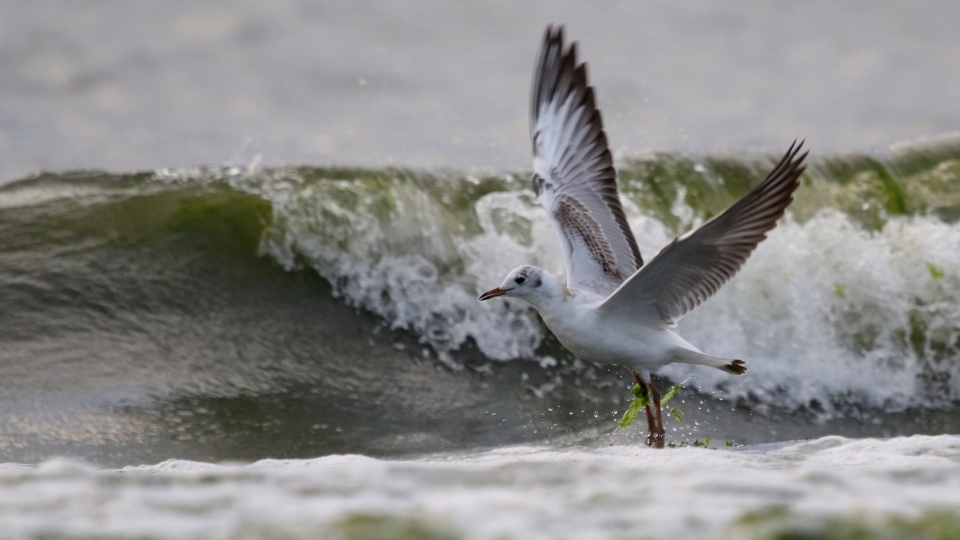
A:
[648,380,666,448]
[631,370,665,448]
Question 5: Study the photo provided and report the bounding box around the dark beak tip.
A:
[479,287,506,301]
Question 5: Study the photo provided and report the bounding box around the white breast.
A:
[538,297,678,370]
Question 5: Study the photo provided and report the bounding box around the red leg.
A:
[631,370,665,448]
[647,380,665,448]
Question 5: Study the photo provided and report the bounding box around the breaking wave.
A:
[4,139,960,431]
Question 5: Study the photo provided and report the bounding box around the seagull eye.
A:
[515,276,525,285]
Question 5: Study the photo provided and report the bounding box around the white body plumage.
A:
[481,266,732,379]
[479,25,806,381]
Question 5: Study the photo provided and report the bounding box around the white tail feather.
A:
[669,348,748,375]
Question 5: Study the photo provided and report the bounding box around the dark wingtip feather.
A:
[723,359,748,376]
[529,23,646,277]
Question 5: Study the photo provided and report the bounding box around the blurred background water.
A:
[2,0,960,182]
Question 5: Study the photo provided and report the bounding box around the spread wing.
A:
[531,25,643,295]
[597,141,808,326]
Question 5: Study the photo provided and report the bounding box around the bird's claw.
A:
[646,430,665,448]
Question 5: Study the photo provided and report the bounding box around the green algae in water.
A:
[618,383,651,428]
[619,380,686,428]
[726,508,960,540]
[661,380,686,405]
[927,262,946,279]
[330,514,459,540]
[616,140,960,234]
[833,284,847,299]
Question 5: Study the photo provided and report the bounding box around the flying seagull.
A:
[479,25,807,448]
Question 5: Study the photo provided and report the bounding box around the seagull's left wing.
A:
[531,25,643,295]
[597,141,808,326]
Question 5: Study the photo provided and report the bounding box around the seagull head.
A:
[479,265,553,304]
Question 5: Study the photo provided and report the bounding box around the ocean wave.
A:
[229,140,960,411]
[3,140,960,418]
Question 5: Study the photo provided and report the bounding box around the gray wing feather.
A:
[598,141,808,324]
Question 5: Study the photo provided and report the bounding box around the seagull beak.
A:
[479,287,507,301]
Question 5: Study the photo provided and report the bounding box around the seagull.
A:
[479,25,807,448]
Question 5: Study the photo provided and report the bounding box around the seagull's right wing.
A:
[597,141,808,326]
[531,25,644,295]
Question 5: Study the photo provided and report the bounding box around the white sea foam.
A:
[672,210,960,411]
[257,178,558,361]
[1,436,959,539]
[247,168,960,412]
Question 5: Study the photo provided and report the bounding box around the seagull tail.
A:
[669,348,748,376]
